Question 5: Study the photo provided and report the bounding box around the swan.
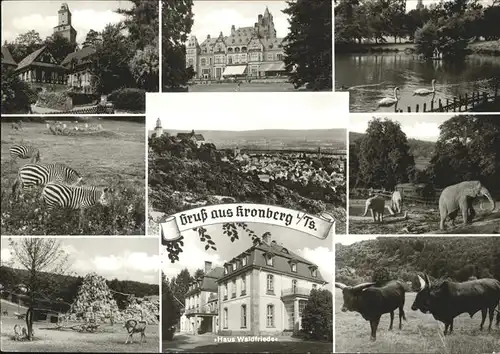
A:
[377,87,400,108]
[413,79,436,96]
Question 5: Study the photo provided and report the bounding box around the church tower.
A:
[53,3,77,44]
[154,118,163,137]
[257,7,277,39]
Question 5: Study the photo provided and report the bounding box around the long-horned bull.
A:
[411,274,500,335]
[335,280,407,341]
[124,319,147,344]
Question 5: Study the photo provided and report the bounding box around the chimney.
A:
[262,233,271,245]
[204,261,212,273]
[207,34,210,39]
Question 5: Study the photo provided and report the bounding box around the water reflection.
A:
[335,54,500,112]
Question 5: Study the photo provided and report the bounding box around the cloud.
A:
[297,246,333,284]
[405,122,440,141]
[4,9,124,44]
[1,248,13,265]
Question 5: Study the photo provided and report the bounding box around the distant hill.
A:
[349,132,435,167]
[335,237,500,285]
[149,129,346,151]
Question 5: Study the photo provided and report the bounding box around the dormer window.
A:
[309,266,318,277]
[242,257,247,266]
[224,266,228,275]
[264,252,274,266]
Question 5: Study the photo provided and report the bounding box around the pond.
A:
[335,54,500,113]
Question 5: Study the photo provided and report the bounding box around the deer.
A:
[124,319,147,344]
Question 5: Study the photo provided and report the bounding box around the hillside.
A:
[335,237,500,285]
[349,132,435,162]
[149,129,346,151]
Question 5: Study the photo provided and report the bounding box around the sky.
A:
[190,1,290,41]
[161,222,333,284]
[349,113,461,142]
[405,0,493,11]
[1,237,160,285]
[334,235,378,245]
[1,0,131,45]
[146,92,349,131]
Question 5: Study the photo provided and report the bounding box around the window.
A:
[224,267,228,275]
[223,308,228,328]
[224,283,228,300]
[242,257,247,266]
[277,53,283,61]
[266,255,273,266]
[291,263,297,272]
[292,279,297,293]
[266,274,274,294]
[266,304,274,327]
[228,56,233,64]
[267,53,274,61]
[241,305,247,328]
[312,269,317,277]
[241,276,246,295]
[231,280,236,298]
[201,58,206,66]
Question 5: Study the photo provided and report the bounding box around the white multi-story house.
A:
[216,234,327,335]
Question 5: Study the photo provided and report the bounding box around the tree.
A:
[5,30,44,62]
[129,45,159,92]
[43,33,77,63]
[162,0,195,91]
[83,29,101,47]
[358,118,415,189]
[117,0,159,50]
[6,238,70,340]
[349,141,361,188]
[301,288,333,341]
[372,267,391,285]
[1,68,35,114]
[283,0,332,91]
[94,23,135,94]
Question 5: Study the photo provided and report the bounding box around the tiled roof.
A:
[185,266,224,296]
[177,131,204,141]
[61,45,96,67]
[218,240,327,284]
[16,46,51,71]
[1,46,17,66]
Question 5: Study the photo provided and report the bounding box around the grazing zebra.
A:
[12,163,82,200]
[41,183,110,210]
[9,144,41,165]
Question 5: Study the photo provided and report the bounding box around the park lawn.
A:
[0,118,146,235]
[181,341,332,353]
[335,290,500,354]
[0,314,159,353]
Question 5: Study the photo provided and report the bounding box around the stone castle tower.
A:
[416,0,424,10]
[154,118,163,137]
[53,3,77,44]
[255,7,277,39]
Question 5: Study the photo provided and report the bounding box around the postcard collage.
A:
[1,0,499,353]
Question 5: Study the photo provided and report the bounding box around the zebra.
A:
[12,163,82,200]
[41,183,111,228]
[9,144,41,165]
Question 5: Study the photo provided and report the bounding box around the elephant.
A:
[439,181,495,230]
[363,195,391,223]
[390,191,402,214]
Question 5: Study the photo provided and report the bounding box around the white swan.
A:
[413,79,436,96]
[377,87,400,108]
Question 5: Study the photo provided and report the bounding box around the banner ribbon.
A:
[160,203,335,244]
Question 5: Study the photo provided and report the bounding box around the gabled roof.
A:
[185,266,224,296]
[16,46,47,71]
[1,46,17,66]
[61,45,96,67]
[177,131,205,141]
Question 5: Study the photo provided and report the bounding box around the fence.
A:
[396,83,499,113]
[43,104,114,115]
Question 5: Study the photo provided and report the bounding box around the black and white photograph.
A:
[162,0,332,92]
[1,0,159,115]
[349,113,500,234]
[147,92,348,235]
[335,235,500,353]
[0,237,160,353]
[1,116,146,236]
[334,0,500,113]
[161,222,333,353]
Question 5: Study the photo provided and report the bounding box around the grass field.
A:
[348,199,500,234]
[188,82,298,92]
[0,313,159,352]
[1,118,146,235]
[335,290,500,353]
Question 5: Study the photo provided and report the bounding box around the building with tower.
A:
[53,3,77,44]
[151,118,165,138]
[185,7,288,80]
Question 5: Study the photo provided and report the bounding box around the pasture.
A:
[0,118,146,235]
[335,290,500,353]
[188,82,297,92]
[0,312,159,353]
[348,199,500,234]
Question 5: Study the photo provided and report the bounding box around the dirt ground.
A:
[348,199,500,234]
[0,312,159,352]
[335,290,500,353]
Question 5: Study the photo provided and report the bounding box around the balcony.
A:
[240,290,247,296]
[281,287,311,299]
[231,292,236,299]
[185,306,218,315]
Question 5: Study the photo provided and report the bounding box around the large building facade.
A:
[186,7,288,80]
